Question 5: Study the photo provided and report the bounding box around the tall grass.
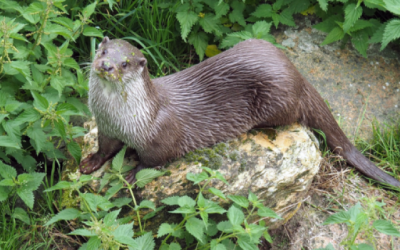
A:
[79,0,188,76]
[357,120,400,177]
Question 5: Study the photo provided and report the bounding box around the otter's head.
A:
[92,37,147,84]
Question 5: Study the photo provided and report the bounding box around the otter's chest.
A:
[89,88,153,149]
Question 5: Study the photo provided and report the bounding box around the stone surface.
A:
[63,120,322,231]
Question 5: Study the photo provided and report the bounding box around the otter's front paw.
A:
[79,153,109,174]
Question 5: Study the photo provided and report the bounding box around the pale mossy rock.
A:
[63,118,322,230]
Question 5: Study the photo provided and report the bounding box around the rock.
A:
[63,119,322,231]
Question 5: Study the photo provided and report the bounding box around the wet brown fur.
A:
[80,37,400,187]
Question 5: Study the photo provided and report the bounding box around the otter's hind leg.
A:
[80,133,124,174]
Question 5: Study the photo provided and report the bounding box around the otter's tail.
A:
[299,79,400,187]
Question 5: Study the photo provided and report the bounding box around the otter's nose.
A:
[101,61,114,72]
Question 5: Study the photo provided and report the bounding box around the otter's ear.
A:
[99,36,110,48]
[138,58,147,67]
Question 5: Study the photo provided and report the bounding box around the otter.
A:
[80,36,400,187]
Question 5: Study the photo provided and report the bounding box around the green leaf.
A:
[44,23,73,40]
[112,197,132,208]
[55,118,66,140]
[134,232,155,250]
[343,4,363,32]
[258,206,281,219]
[104,183,123,200]
[169,206,196,214]
[5,101,22,113]
[44,181,72,192]
[248,191,257,203]
[370,22,386,44]
[138,200,156,210]
[349,19,374,32]
[0,161,17,179]
[0,186,12,202]
[314,243,335,250]
[178,196,196,208]
[313,15,344,33]
[63,58,80,71]
[12,207,30,225]
[157,223,175,238]
[104,209,121,227]
[199,14,222,36]
[351,30,369,57]
[323,210,350,225]
[51,17,74,30]
[228,195,249,208]
[8,61,31,77]
[112,146,127,172]
[383,0,400,15]
[279,8,296,27]
[111,222,134,238]
[0,114,8,123]
[168,243,182,250]
[220,35,242,49]
[227,205,244,226]
[82,2,97,18]
[217,221,233,233]
[317,0,328,11]
[45,208,81,226]
[67,141,81,164]
[27,122,47,154]
[50,76,71,97]
[373,220,400,236]
[69,228,96,236]
[204,202,226,214]
[161,196,180,206]
[176,11,199,41]
[215,2,230,18]
[18,172,45,192]
[186,171,208,185]
[0,179,15,187]
[135,169,164,188]
[31,91,49,111]
[185,217,205,243]
[229,9,246,27]
[188,32,208,61]
[208,187,226,200]
[86,236,101,250]
[272,13,280,28]
[381,19,400,51]
[237,236,258,250]
[0,136,21,149]
[321,27,345,45]
[83,27,103,38]
[16,189,34,209]
[115,235,138,248]
[13,108,40,125]
[251,4,273,18]
[252,21,272,39]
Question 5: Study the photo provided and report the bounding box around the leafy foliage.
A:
[322,201,400,249]
[0,0,94,175]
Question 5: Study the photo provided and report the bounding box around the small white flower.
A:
[368,84,371,87]
[386,82,389,86]
[383,86,386,89]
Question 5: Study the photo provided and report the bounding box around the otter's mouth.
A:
[94,68,122,82]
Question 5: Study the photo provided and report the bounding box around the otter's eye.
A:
[102,49,107,55]
[122,62,127,68]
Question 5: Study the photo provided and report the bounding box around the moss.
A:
[239,158,247,172]
[184,145,225,169]
[228,150,239,161]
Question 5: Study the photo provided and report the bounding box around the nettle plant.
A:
[316,201,400,250]
[160,0,400,60]
[313,0,400,58]
[44,146,281,250]
[0,0,103,173]
[0,0,103,220]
